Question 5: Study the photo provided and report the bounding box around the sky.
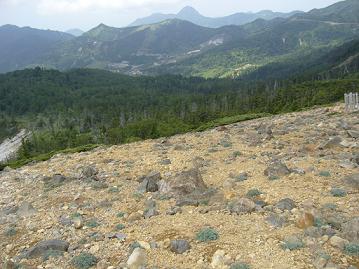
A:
[0,0,341,32]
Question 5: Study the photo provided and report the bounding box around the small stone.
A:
[143,200,159,219]
[348,130,359,139]
[228,198,256,214]
[127,248,146,269]
[2,260,15,269]
[319,137,343,149]
[223,179,236,190]
[81,166,98,179]
[137,171,161,193]
[166,206,182,215]
[266,213,287,228]
[16,201,37,217]
[170,239,190,254]
[96,260,109,269]
[296,213,315,229]
[160,159,171,165]
[275,198,296,211]
[313,256,329,269]
[329,236,349,250]
[343,173,359,189]
[73,218,83,229]
[342,217,359,242]
[264,160,291,178]
[127,212,143,223]
[211,250,228,269]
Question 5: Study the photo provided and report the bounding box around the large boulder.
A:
[275,198,296,211]
[342,217,359,243]
[43,174,69,190]
[160,169,207,196]
[159,169,213,206]
[127,248,146,269]
[343,173,359,189]
[22,240,70,259]
[137,171,161,193]
[228,198,256,214]
[80,165,99,181]
[16,202,37,218]
[348,129,359,139]
[264,160,291,178]
[143,200,159,219]
[318,136,343,149]
[170,239,191,254]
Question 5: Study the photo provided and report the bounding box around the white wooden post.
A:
[345,92,359,112]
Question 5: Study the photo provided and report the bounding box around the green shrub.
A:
[116,212,125,218]
[85,219,99,228]
[129,241,142,251]
[220,141,232,148]
[133,193,144,201]
[317,252,331,260]
[314,218,326,227]
[115,224,125,231]
[319,171,331,177]
[4,227,17,237]
[281,238,304,251]
[330,188,347,197]
[196,228,219,242]
[268,175,280,181]
[230,263,250,269]
[71,212,82,219]
[322,203,337,210]
[232,151,242,158]
[344,243,359,256]
[246,189,262,198]
[234,173,248,182]
[71,253,97,269]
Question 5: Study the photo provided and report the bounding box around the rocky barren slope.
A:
[0,104,358,269]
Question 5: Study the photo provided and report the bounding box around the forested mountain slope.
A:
[1,0,359,77]
[0,25,74,73]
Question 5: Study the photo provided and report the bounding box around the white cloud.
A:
[36,0,183,14]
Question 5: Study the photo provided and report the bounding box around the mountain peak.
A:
[177,6,201,17]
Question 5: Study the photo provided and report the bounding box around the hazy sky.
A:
[0,0,340,31]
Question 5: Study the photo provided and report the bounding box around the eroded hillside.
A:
[0,104,358,269]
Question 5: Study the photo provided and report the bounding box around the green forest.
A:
[1,67,357,169]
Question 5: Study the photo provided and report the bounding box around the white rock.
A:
[127,248,146,269]
[73,218,83,229]
[90,244,100,254]
[329,236,348,250]
[138,241,151,250]
[211,250,230,269]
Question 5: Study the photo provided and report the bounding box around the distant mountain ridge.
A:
[129,6,303,28]
[0,0,359,77]
[0,24,73,73]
